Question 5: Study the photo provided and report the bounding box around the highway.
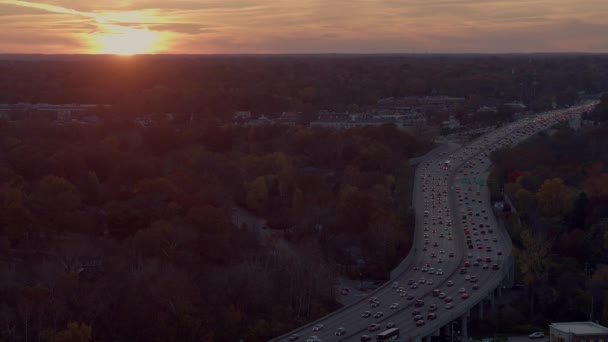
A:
[273,102,598,342]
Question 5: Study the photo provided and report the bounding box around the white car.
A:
[529,332,545,339]
[312,324,323,331]
[389,303,399,310]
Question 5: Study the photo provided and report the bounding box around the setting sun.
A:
[91,24,163,55]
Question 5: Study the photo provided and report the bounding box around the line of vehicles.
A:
[281,102,597,342]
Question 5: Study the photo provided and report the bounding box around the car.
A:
[413,314,424,322]
[371,301,380,308]
[447,280,454,286]
[288,334,299,341]
[444,296,453,303]
[429,303,437,312]
[449,252,455,257]
[460,268,467,274]
[389,303,399,310]
[307,336,321,342]
[312,324,324,331]
[470,276,478,283]
[437,269,443,275]
[341,288,349,295]
[427,313,437,320]
[483,264,489,269]
[465,275,471,280]
[493,264,500,270]
[335,327,346,336]
[412,309,421,316]
[368,297,377,303]
[392,282,399,289]
[410,284,418,289]
[439,292,447,299]
[472,284,479,290]
[415,300,425,307]
[432,289,440,297]
[461,293,469,299]
[459,287,466,293]
[445,303,454,309]
[368,324,380,332]
[426,279,434,285]
[362,311,371,318]
[360,335,372,342]
[374,311,384,318]
[529,332,545,339]
[386,322,396,329]
[419,278,426,284]
[416,320,425,327]
[406,294,415,300]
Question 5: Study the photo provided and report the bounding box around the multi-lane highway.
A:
[274,102,598,342]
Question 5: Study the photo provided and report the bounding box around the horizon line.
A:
[1,51,607,57]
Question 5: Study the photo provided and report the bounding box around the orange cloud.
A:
[0,0,607,53]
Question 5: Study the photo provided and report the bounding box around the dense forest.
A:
[1,54,608,118]
[477,96,608,333]
[0,115,430,341]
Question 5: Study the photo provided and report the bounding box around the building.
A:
[477,106,498,113]
[442,115,461,130]
[233,111,252,123]
[550,322,608,342]
[0,103,102,120]
[310,110,427,130]
[504,102,527,110]
[57,109,71,122]
[247,115,274,126]
[276,111,302,126]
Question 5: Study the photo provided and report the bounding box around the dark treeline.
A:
[0,115,430,341]
[1,54,608,117]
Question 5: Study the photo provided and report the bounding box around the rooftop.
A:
[551,322,608,335]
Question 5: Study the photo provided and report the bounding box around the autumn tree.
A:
[518,230,551,314]
[535,178,577,219]
[28,175,82,232]
[49,322,92,342]
[245,176,269,214]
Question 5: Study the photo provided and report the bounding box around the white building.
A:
[550,322,608,342]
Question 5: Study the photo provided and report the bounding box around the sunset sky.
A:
[0,0,607,54]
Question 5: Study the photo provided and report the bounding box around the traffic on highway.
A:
[275,102,597,342]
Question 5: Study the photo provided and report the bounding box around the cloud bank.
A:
[0,0,607,53]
